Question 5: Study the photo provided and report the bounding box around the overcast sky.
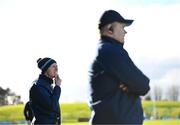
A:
[0,0,180,102]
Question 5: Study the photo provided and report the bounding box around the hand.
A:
[55,74,61,87]
[119,84,128,92]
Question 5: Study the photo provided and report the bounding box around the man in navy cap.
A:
[89,10,150,124]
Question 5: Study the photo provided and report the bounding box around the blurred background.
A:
[0,0,180,124]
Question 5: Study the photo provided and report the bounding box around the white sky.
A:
[0,0,180,102]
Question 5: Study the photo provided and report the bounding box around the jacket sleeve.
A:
[30,85,61,113]
[97,44,150,95]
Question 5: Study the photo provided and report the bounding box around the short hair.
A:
[99,23,116,35]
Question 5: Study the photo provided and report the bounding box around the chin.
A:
[49,75,55,79]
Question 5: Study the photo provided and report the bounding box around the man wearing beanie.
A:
[89,10,150,124]
[30,57,61,125]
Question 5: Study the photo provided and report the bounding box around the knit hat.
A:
[37,57,56,73]
[99,10,133,29]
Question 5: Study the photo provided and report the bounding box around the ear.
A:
[107,24,113,34]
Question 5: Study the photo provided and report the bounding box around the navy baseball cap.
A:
[99,10,134,29]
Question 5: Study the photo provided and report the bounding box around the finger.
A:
[119,84,124,88]
[122,87,127,91]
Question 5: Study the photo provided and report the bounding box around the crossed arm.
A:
[98,44,150,95]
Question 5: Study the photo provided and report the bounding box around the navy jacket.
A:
[30,74,61,125]
[90,36,150,124]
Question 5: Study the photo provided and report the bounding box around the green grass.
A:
[0,104,24,121]
[0,102,91,122]
[143,120,180,125]
[61,120,180,125]
[142,101,180,108]
[61,102,91,122]
[0,101,180,122]
[62,122,87,125]
[142,101,180,119]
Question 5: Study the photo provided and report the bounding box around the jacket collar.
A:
[37,74,54,92]
[37,74,53,86]
[100,36,124,47]
[39,74,53,84]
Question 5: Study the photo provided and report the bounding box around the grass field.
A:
[61,102,91,122]
[2,120,179,125]
[143,120,180,125]
[0,101,180,123]
[62,122,87,125]
[61,120,180,125]
[142,101,180,119]
[0,105,23,121]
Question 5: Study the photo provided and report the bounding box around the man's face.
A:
[112,22,127,44]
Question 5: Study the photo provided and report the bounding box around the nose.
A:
[124,29,127,34]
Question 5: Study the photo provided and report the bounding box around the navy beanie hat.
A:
[37,57,56,73]
[99,10,133,29]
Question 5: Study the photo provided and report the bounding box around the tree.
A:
[0,87,10,105]
[153,85,163,101]
[0,86,22,105]
[166,85,180,101]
